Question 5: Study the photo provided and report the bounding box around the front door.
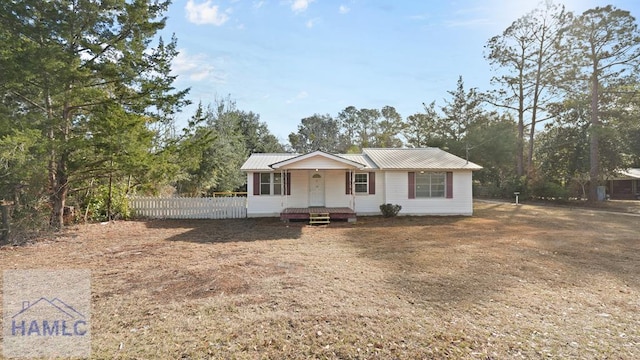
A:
[309,172,325,207]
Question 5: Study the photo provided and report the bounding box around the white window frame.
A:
[273,172,282,195]
[415,172,446,198]
[259,172,282,196]
[354,173,369,194]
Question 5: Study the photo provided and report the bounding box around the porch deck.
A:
[280,207,356,222]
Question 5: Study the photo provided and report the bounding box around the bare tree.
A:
[485,1,571,177]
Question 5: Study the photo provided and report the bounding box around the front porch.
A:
[280,207,357,222]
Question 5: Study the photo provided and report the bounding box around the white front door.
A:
[309,172,325,207]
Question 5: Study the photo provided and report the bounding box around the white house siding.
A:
[246,170,353,216]
[354,171,385,215]
[384,171,474,216]
[247,169,473,217]
[246,172,284,217]
[287,171,309,208]
[279,169,352,208]
[323,170,351,207]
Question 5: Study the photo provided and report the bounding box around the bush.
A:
[530,181,569,200]
[3,201,53,245]
[379,203,402,217]
[474,176,530,200]
[85,185,132,222]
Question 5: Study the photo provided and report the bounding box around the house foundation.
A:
[280,207,356,222]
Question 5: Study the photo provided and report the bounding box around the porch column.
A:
[351,168,356,210]
[282,169,287,210]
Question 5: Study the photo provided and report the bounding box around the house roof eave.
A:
[269,150,366,170]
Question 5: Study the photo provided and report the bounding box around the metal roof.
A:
[270,150,366,169]
[338,154,378,169]
[362,148,482,170]
[240,148,482,171]
[616,168,640,179]
[240,153,298,171]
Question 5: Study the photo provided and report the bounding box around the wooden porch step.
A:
[309,212,330,225]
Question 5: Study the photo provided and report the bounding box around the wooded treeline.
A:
[287,3,640,201]
[0,1,283,230]
[1,1,639,232]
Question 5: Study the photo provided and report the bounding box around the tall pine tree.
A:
[0,1,189,227]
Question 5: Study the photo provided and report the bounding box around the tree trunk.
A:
[1,204,10,245]
[50,106,71,228]
[527,124,535,175]
[588,73,600,202]
[516,56,525,178]
[528,36,545,177]
[46,90,57,219]
[516,100,525,177]
[107,159,113,221]
[51,155,68,228]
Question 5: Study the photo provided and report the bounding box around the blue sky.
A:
[162,0,638,143]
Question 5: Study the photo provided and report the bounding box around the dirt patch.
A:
[1,203,639,358]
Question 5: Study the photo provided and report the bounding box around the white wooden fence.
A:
[129,196,247,219]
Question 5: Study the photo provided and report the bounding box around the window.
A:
[354,173,368,194]
[257,172,284,195]
[260,173,271,195]
[415,172,445,198]
[273,173,282,195]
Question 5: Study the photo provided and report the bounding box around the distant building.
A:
[608,169,640,200]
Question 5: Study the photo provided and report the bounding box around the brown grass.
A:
[1,202,639,359]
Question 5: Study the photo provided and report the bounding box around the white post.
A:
[351,169,356,210]
[514,192,520,205]
[282,169,287,210]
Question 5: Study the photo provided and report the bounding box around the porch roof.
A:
[270,150,366,170]
[241,151,375,171]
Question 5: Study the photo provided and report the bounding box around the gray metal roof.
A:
[616,168,640,179]
[362,148,482,170]
[338,154,378,169]
[240,153,298,171]
[240,148,482,171]
[270,150,366,169]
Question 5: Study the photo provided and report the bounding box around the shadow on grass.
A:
[343,202,640,305]
[351,215,468,228]
[143,217,303,243]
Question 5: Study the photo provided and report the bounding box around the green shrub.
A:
[530,181,569,200]
[379,203,402,217]
[85,185,131,222]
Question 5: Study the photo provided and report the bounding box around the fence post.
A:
[1,203,11,245]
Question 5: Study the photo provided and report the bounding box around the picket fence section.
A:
[129,196,247,219]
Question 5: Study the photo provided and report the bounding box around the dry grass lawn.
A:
[1,202,639,359]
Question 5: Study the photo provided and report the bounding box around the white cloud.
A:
[445,17,493,28]
[339,5,350,14]
[447,0,596,31]
[172,50,226,83]
[286,90,309,103]
[291,0,314,13]
[253,0,265,9]
[185,0,230,26]
[306,18,318,28]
